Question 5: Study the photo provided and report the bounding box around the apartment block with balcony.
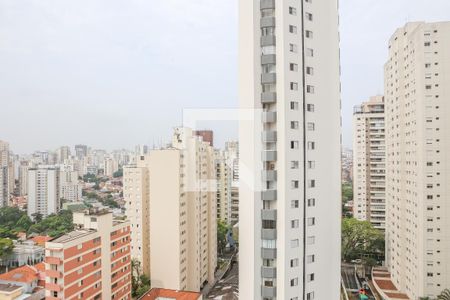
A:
[45,209,131,300]
[384,22,450,299]
[353,96,386,230]
[239,0,342,299]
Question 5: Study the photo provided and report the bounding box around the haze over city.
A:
[1,0,449,153]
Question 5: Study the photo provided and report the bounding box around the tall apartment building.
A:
[59,168,82,202]
[239,0,341,299]
[384,22,450,299]
[56,146,71,164]
[75,145,88,160]
[353,96,386,230]
[225,141,240,225]
[215,150,232,223]
[27,166,60,219]
[45,209,131,300]
[123,157,150,276]
[0,140,9,207]
[124,127,217,292]
[104,157,119,177]
[18,163,29,196]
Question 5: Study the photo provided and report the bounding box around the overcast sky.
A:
[0,0,449,154]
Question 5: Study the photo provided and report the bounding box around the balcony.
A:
[46,283,63,292]
[262,170,277,181]
[262,150,277,162]
[260,17,275,28]
[261,209,277,221]
[261,248,277,259]
[261,286,277,298]
[260,0,275,9]
[262,111,276,123]
[45,257,62,265]
[261,73,276,84]
[262,131,277,142]
[261,35,276,46]
[261,92,277,104]
[261,54,276,65]
[262,229,277,240]
[46,269,63,278]
[261,266,277,278]
[261,190,277,201]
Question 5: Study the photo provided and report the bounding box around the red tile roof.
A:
[0,265,39,284]
[31,236,51,245]
[139,288,202,300]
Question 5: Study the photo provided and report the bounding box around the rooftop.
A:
[31,236,51,245]
[138,288,202,300]
[0,265,39,284]
[0,283,22,293]
[50,230,95,243]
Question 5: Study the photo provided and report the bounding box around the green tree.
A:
[0,238,13,258]
[342,217,384,262]
[28,210,74,237]
[113,169,123,178]
[14,215,33,232]
[217,220,230,256]
[438,289,450,300]
[131,259,151,298]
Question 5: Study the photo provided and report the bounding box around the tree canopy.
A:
[342,217,384,263]
[0,238,13,258]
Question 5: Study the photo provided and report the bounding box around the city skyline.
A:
[1,0,450,153]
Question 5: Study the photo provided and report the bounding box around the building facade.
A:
[239,0,342,299]
[125,128,217,292]
[385,22,450,299]
[59,168,82,202]
[0,140,9,207]
[27,166,60,219]
[45,209,131,300]
[353,96,386,230]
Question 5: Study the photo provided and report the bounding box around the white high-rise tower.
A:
[239,0,341,299]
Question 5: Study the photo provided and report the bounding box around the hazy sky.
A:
[1,0,449,154]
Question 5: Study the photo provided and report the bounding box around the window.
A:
[289,7,297,15]
[291,101,299,110]
[307,141,316,150]
[262,239,276,248]
[307,217,316,226]
[306,30,313,38]
[291,219,299,228]
[306,66,314,75]
[426,85,432,90]
[307,122,315,131]
[307,104,315,112]
[290,278,299,286]
[305,13,313,21]
[307,273,315,282]
[290,43,298,53]
[291,141,299,149]
[307,237,315,245]
[289,25,297,34]
[291,180,299,189]
[306,48,314,57]
[291,121,299,129]
[291,200,299,208]
[308,180,316,188]
[308,161,315,169]
[307,255,315,263]
[262,45,276,55]
[291,161,299,169]
[291,239,299,248]
[290,82,298,90]
[290,63,298,72]
[307,85,315,94]
[308,198,316,207]
[307,292,315,300]
[290,258,299,267]
[425,42,431,46]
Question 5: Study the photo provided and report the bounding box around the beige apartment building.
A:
[45,209,131,300]
[353,96,386,230]
[215,149,232,224]
[123,157,150,276]
[124,127,217,292]
[385,22,450,299]
[27,166,60,219]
